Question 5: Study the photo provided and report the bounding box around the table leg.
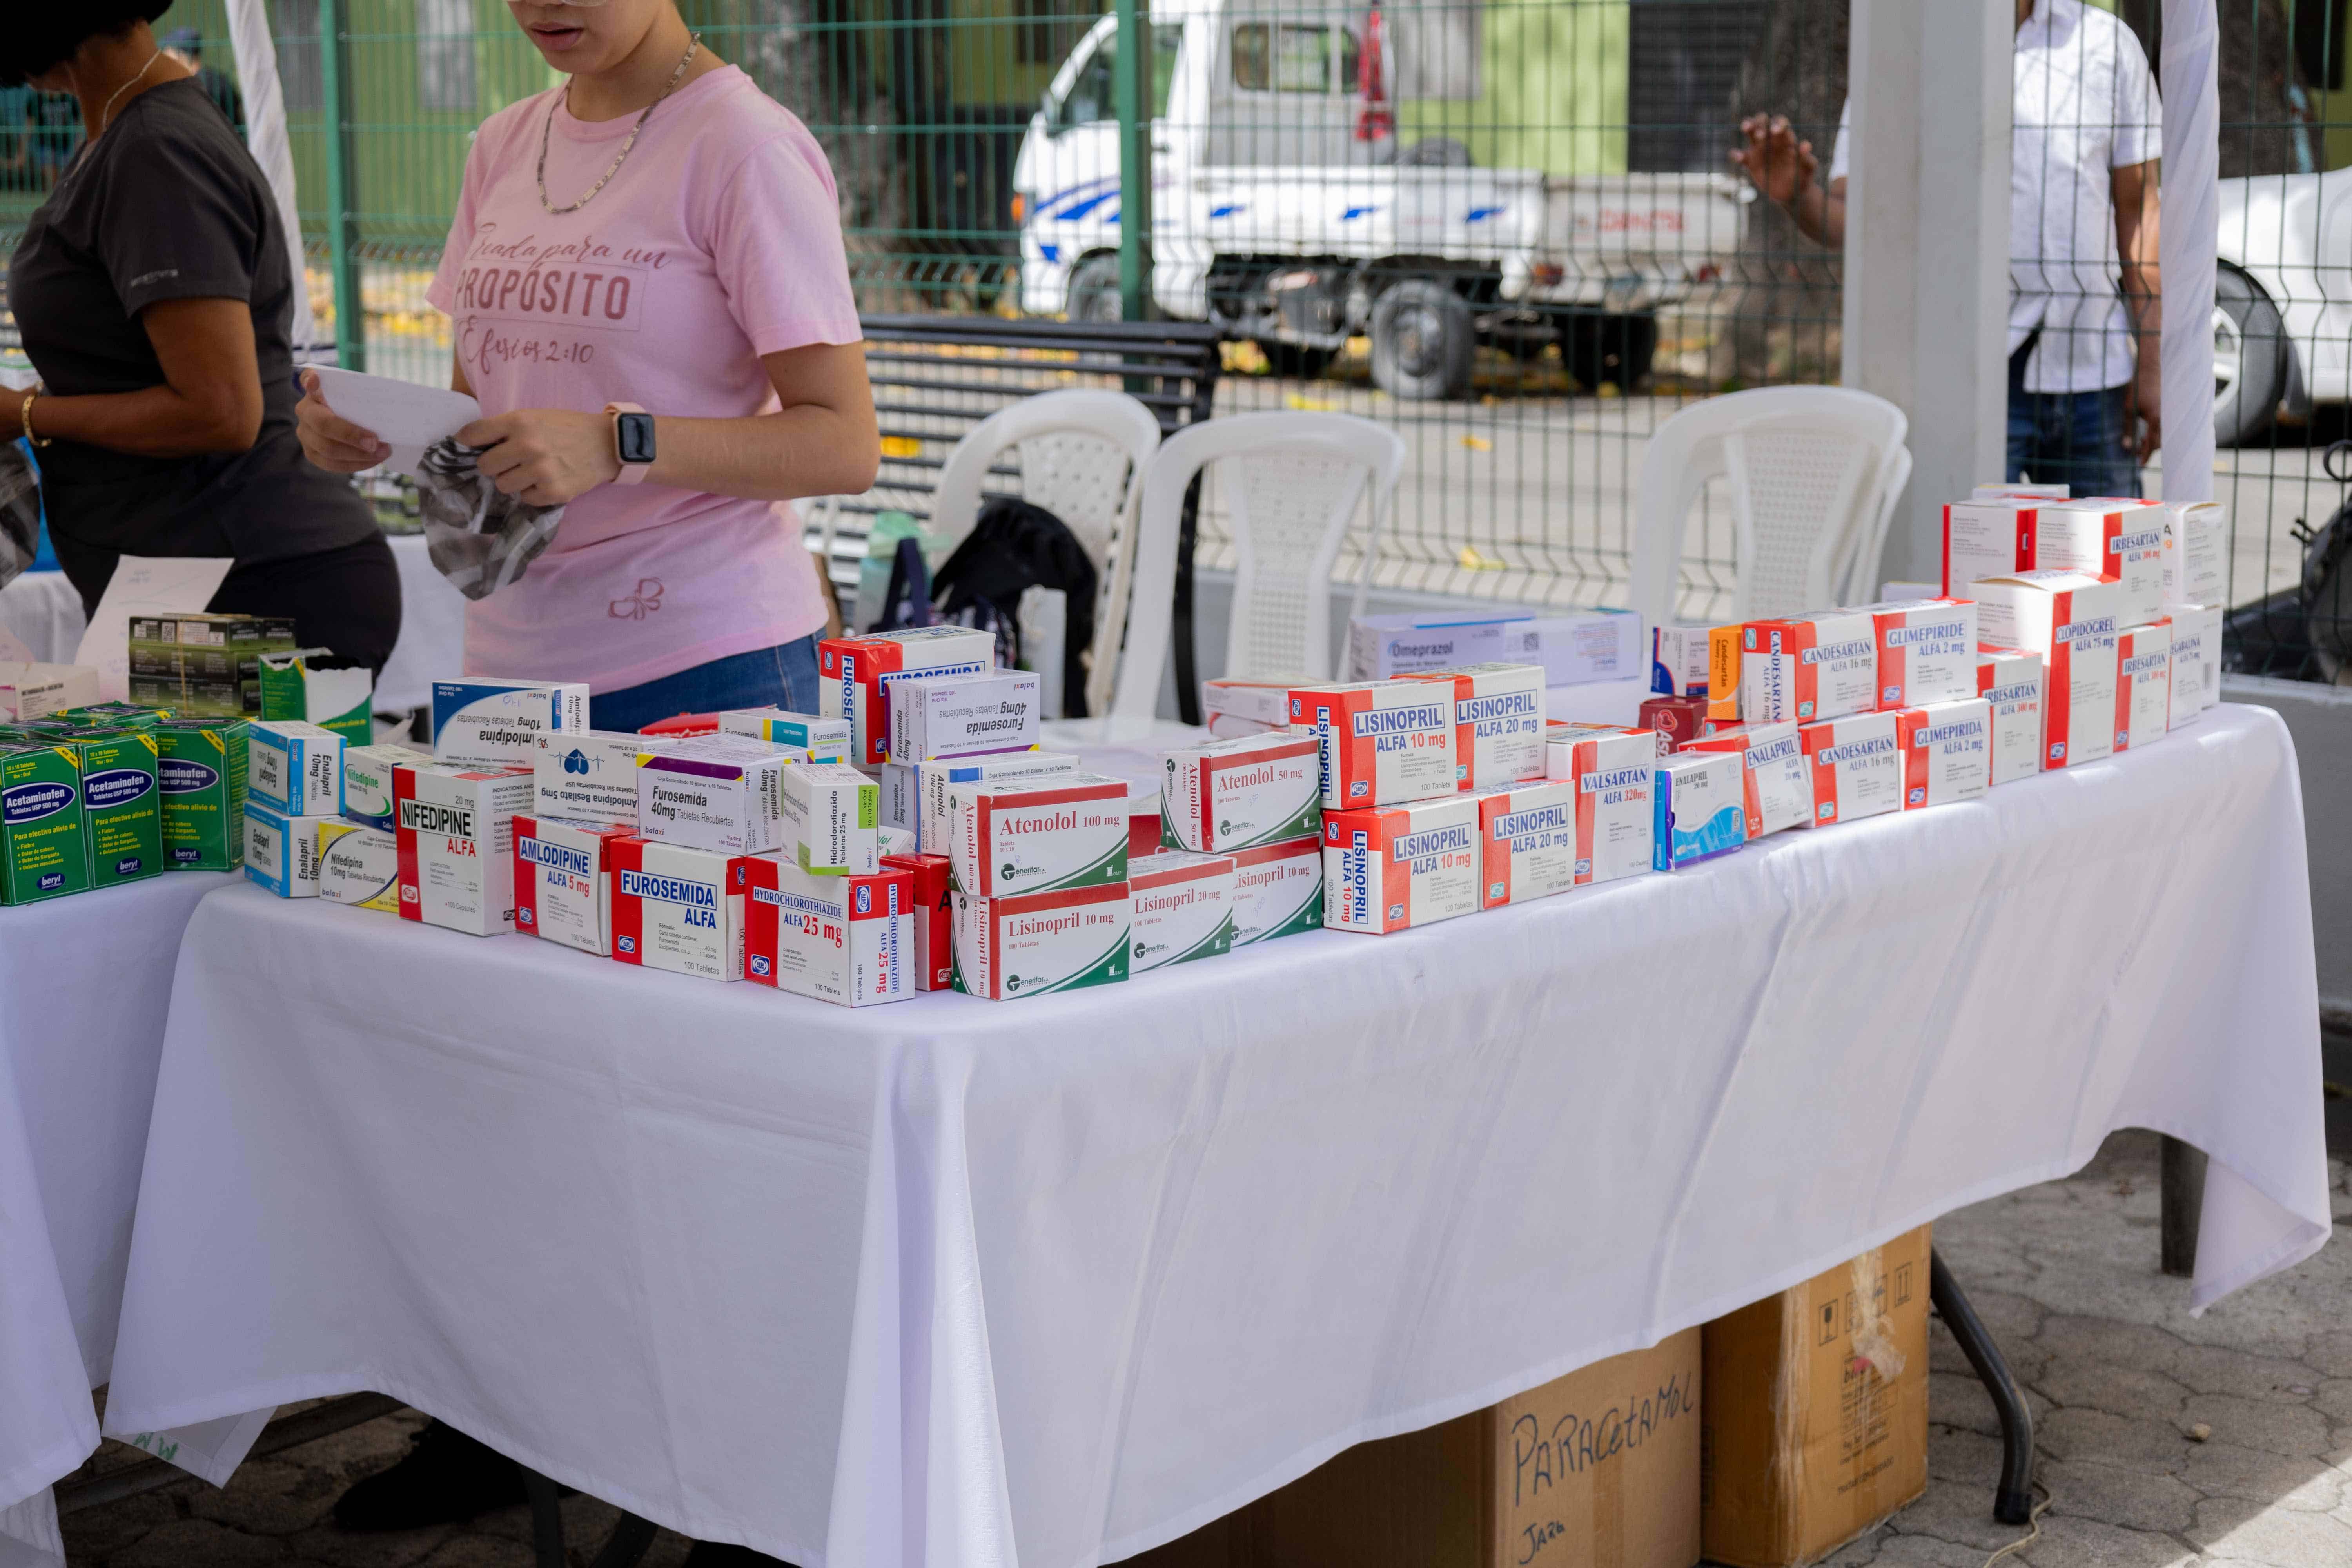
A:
[517,1464,658,1568]
[2160,1135,2206,1278]
[1929,1247,2035,1525]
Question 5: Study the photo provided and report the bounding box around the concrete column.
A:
[1842,0,2013,588]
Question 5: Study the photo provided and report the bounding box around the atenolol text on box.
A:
[1160,731,1319,853]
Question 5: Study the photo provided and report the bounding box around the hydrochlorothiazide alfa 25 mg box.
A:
[717,708,854,762]
[1972,571,2122,769]
[1739,611,1878,724]
[820,626,997,769]
[947,771,1127,897]
[1289,681,1457,808]
[1653,751,1746,869]
[1227,835,1321,944]
[1406,661,1546,790]
[1895,699,1992,808]
[886,669,1041,762]
[2115,620,2172,753]
[610,837,750,980]
[1543,726,1656,885]
[1975,650,2046,786]
[952,881,1131,998]
[430,679,590,770]
[534,731,681,827]
[247,719,343,815]
[244,800,332,898]
[1321,793,1479,933]
[395,762,534,936]
[1128,851,1235,971]
[1800,711,1902,825]
[1475,779,1577,907]
[513,814,633,954]
[911,751,1078,852]
[746,857,914,1006]
[339,742,425,829]
[1160,731,1320,853]
[637,737,791,856]
[317,822,400,911]
[1863,598,1978,708]
[1681,719,1811,840]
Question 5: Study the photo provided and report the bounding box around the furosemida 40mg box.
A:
[1128,851,1235,970]
[1895,699,1993,808]
[1974,650,2046,786]
[1405,661,1546,790]
[637,736,791,856]
[155,717,247,871]
[1653,751,1746,869]
[1972,572,2123,769]
[886,670,1041,762]
[1227,835,1322,944]
[513,814,633,953]
[1800,711,1902,825]
[1475,779,1578,907]
[1160,731,1320,853]
[952,881,1131,998]
[0,743,88,902]
[947,771,1127,897]
[1289,680,1457,808]
[1321,793,1479,933]
[317,821,400,911]
[820,626,997,768]
[1680,719,1811,840]
[430,678,590,770]
[610,837,751,981]
[395,762,534,936]
[746,857,914,1006]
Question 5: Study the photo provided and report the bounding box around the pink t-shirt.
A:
[426,66,860,692]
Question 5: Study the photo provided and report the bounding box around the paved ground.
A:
[53,1129,2352,1568]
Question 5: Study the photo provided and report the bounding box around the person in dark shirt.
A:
[4,2,399,669]
[159,27,246,140]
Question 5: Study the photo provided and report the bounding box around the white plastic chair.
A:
[1109,411,1408,722]
[1629,386,1910,630]
[1838,443,1913,606]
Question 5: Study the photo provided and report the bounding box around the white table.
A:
[376,533,467,714]
[0,871,234,1568]
[102,707,2327,1568]
[0,572,85,666]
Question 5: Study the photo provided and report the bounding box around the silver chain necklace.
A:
[536,32,701,215]
[98,49,165,136]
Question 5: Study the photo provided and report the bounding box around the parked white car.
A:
[2215,167,2352,445]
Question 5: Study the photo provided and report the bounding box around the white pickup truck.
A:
[1011,0,1751,399]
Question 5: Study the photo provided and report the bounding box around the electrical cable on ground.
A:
[1979,1482,2054,1568]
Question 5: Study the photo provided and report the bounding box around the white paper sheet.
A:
[70,557,234,701]
[308,367,481,478]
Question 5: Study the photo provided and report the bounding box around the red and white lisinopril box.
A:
[1738,610,1878,724]
[1973,571,2123,769]
[745,856,914,1006]
[395,762,535,936]
[1862,598,1978,709]
[1680,719,1812,840]
[512,813,632,955]
[609,837,750,982]
[1403,661,1548,791]
[1799,711,1902,826]
[880,851,952,989]
[1474,779,1578,908]
[1128,851,1236,971]
[1289,680,1457,809]
[1542,724,1657,885]
[2114,620,2172,753]
[951,881,1131,998]
[1320,794,1479,933]
[2030,499,2167,628]
[1975,650,2045,786]
[819,626,996,769]
[1894,699,1992,809]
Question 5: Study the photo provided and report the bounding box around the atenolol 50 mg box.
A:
[1739,611,1878,724]
[394,762,534,936]
[952,881,1131,998]
[1321,793,1479,933]
[1289,680,1456,808]
[1800,711,1902,825]
[1129,851,1236,971]
[513,814,632,953]
[1475,779,1578,907]
[746,857,914,1006]
[1681,719,1810,840]
[1160,731,1320,853]
[947,771,1127,897]
[610,837,750,980]
[430,678,590,770]
[1975,650,2046,786]
[1895,699,1992,808]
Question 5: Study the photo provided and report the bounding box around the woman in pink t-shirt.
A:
[296,0,878,733]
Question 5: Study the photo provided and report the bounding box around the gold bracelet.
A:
[20,387,49,450]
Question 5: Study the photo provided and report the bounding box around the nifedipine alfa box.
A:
[948,771,1127,897]
[247,719,344,815]
[1651,626,1711,699]
[951,881,1131,998]
[915,751,1079,852]
[155,717,246,870]
[1227,835,1322,943]
[1975,650,2046,787]
[718,708,854,762]
[746,857,914,1006]
[1289,681,1456,808]
[780,761,880,875]
[1800,711,1902,825]
[1973,572,2123,769]
[1895,699,1992,808]
[429,678,590,769]
[1681,720,1810,840]
[609,837,749,981]
[1129,851,1235,970]
[394,762,534,936]
[1653,752,1746,869]
[2115,621,2172,753]
[532,731,680,826]
[1160,731,1320,853]
[1863,599,1978,709]
[2031,499,2167,628]
[1476,779,1578,907]
[0,744,87,902]
[637,737,791,855]
[338,742,425,829]
[2163,502,2226,609]
[1739,611,1878,724]
[512,814,632,953]
[1408,662,1546,790]
[244,801,331,897]
[886,670,1041,763]
[0,663,98,722]
[820,626,998,769]
[1321,794,1479,933]
[882,851,953,988]
[2168,605,2222,726]
[1543,726,1656,885]
[316,821,400,911]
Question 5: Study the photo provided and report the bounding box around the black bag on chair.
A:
[932,497,1098,717]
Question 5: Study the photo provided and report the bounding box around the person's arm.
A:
[2113,158,2161,459]
[5,298,264,456]
[1730,113,1844,249]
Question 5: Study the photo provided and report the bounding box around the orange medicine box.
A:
[1289,681,1457,809]
[1321,794,1478,933]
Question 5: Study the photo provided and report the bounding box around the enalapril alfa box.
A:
[746,857,914,1005]
[820,626,996,768]
[1321,794,1479,933]
[1738,611,1877,724]
[1160,731,1320,853]
[947,771,1127,897]
[610,837,750,980]
[1895,699,1992,808]
[1971,571,2123,769]
[1227,835,1322,944]
[513,814,633,953]
[1406,662,1546,790]
[1653,751,1746,869]
[430,678,591,769]
[952,882,1131,998]
[1128,851,1236,970]
[395,761,534,936]
[1289,680,1457,808]
[1799,711,1902,824]
[1681,719,1811,840]
[1475,779,1578,907]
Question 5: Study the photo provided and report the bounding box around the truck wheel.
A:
[1559,311,1658,392]
[1370,280,1473,401]
[2212,263,2286,448]
[1066,254,1124,323]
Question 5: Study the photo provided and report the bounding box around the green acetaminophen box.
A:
[69,731,163,887]
[0,744,91,903]
[155,718,249,871]
[62,703,167,729]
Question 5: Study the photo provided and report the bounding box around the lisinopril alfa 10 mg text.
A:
[1289,681,1456,808]
[1321,794,1479,933]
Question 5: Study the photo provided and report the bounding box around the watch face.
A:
[617,411,656,465]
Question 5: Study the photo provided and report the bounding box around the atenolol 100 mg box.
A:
[820,626,997,769]
[1129,851,1236,971]
[1543,726,1656,885]
[317,821,400,911]
[534,731,680,827]
[2115,621,2172,753]
[1653,751,1746,869]
[1800,711,1902,825]
[394,762,534,936]
[430,678,590,770]
[1160,731,1320,853]
[1321,793,1479,933]
[247,719,343,815]
[1681,719,1810,840]
[513,814,632,953]
[245,800,331,898]
[1895,699,1992,808]
[1407,661,1546,790]
[1475,779,1578,907]
[952,881,1131,998]
[1289,680,1456,808]
[1975,650,2046,786]
[947,771,1127,897]
[1862,599,1978,709]
[746,857,914,1006]
[610,837,750,980]
[718,708,854,762]
[1739,612,1878,724]
[886,670,1041,762]
[1972,572,2122,770]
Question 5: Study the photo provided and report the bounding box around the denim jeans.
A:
[2005,339,2144,499]
[588,635,822,733]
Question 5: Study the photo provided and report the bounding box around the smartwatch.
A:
[606,402,655,485]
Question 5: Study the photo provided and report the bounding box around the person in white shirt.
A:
[1730,0,2162,499]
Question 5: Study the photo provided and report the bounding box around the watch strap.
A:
[604,401,652,486]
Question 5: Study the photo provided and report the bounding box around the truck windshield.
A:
[1230,22,1358,94]
[1058,24,1184,127]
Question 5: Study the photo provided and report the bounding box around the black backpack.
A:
[932,497,1100,718]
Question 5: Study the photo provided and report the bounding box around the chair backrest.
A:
[1630,386,1910,631]
[1839,444,1914,605]
[1110,411,1408,721]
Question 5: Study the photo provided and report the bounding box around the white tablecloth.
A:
[102,706,2326,1568]
[0,871,234,1567]
[0,572,85,666]
[376,533,466,714]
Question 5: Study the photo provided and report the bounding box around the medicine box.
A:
[882,851,954,989]
[1475,779,1579,907]
[1201,676,1301,737]
[820,626,997,769]
[746,857,915,1006]
[1800,711,1902,825]
[1350,609,1638,686]
[2031,499,2167,628]
[244,801,331,897]
[947,771,1127,898]
[340,741,426,829]
[886,670,1041,763]
[0,744,88,902]
[2163,501,2227,609]
[1650,625,1711,699]
[1706,624,1744,723]
[1289,680,1457,808]
[0,663,99,722]
[1739,611,1878,724]
[609,837,750,981]
[637,736,791,856]
[780,760,880,875]
[1543,726,1656,885]
[1653,751,1746,869]
[1129,851,1236,971]
[429,678,591,770]
[2167,605,2222,726]
[1896,699,1993,808]
[1160,731,1320,853]
[247,720,344,816]
[317,822,401,911]
[1972,571,2123,769]
[1975,650,2046,786]
[718,708,855,762]
[952,881,1131,998]
[2116,621,2172,753]
[1974,482,2070,499]
[914,751,1080,853]
[155,717,247,870]
[1348,613,1508,679]
[1681,719,1812,841]
[394,762,534,936]
[533,731,680,827]
[256,650,374,746]
[1321,793,1479,933]
[1862,599,1978,709]
[71,732,160,888]
[1940,496,2038,597]
[1406,662,1546,790]
[513,814,632,954]
[1227,835,1323,944]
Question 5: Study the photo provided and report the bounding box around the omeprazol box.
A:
[1543,726,1656,886]
[1653,751,1746,869]
[1972,571,2123,769]
[316,821,400,911]
[513,814,632,954]
[1160,731,1320,853]
[1321,794,1478,933]
[2168,605,2223,726]
[746,857,914,1005]
[718,708,854,762]
[155,717,247,870]
[533,731,681,826]
[609,837,750,980]
[1864,599,1978,709]
[780,761,880,875]
[0,744,89,902]
[1129,851,1236,970]
[1475,779,1578,907]
[244,800,331,897]
[1975,650,2046,786]
[340,742,426,829]
[820,626,997,769]
[915,751,1080,853]
[430,678,591,769]
[1407,662,1546,789]
[1895,699,1993,808]
[952,881,1131,998]
[637,737,790,855]
[1289,681,1456,808]
[1682,720,1811,840]
[887,670,1041,762]
[394,762,535,936]
[1740,611,1878,724]
[1227,835,1322,944]
[247,720,344,815]
[1800,711,1902,825]
[948,771,1127,897]
[2115,621,2172,753]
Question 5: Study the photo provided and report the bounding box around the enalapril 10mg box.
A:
[1653,751,1746,868]
[245,800,332,898]
[247,719,344,815]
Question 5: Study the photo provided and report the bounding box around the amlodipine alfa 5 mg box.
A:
[534,731,681,827]
[1129,851,1236,971]
[317,821,400,911]
[1972,572,2123,769]
[887,670,1041,762]
[610,837,750,980]
[746,858,914,1006]
[1895,699,1992,808]
[1653,751,1746,869]
[1160,731,1320,853]
[821,626,997,769]
[952,881,1131,998]
[2115,621,2172,752]
[1739,611,1878,723]
[1475,779,1577,907]
[430,678,590,770]
[1321,794,1479,933]
[1227,835,1321,944]
[1289,681,1457,808]
[1800,711,1902,825]
[1406,662,1547,790]
[1543,726,1655,885]
[947,772,1127,897]
[395,762,534,936]
[1681,719,1811,840]
[1863,599,1978,708]
[513,814,632,954]
[1975,650,2046,786]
